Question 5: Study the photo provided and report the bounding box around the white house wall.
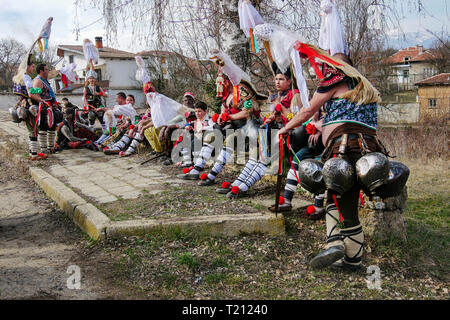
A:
[105,59,139,89]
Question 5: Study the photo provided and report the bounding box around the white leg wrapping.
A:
[191,143,214,174]
[325,204,344,249]
[207,146,233,181]
[341,224,364,266]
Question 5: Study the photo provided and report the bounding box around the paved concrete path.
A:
[0,119,178,204]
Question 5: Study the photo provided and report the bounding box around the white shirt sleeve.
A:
[23,74,33,89]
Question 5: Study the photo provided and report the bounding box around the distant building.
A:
[386,45,437,90]
[415,73,450,122]
[54,37,145,107]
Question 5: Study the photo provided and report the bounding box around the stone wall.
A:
[378,103,420,124]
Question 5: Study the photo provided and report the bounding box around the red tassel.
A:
[200,173,208,180]
[183,168,191,174]
[279,196,285,205]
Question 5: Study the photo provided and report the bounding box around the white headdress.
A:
[253,23,310,108]
[86,69,98,80]
[83,39,99,72]
[319,0,348,56]
[135,56,150,84]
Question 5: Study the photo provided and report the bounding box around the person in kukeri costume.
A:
[178,49,267,181]
[208,62,301,198]
[10,53,47,160]
[29,63,63,155]
[83,69,108,131]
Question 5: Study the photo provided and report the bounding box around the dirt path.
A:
[0,157,126,299]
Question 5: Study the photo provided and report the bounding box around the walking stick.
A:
[274,134,285,217]
[140,152,166,165]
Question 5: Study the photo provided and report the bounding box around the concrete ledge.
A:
[73,204,110,240]
[106,213,285,238]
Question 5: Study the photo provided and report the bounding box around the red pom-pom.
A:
[200,173,208,180]
[306,205,316,215]
[220,113,230,122]
[231,186,240,195]
[86,140,90,144]
[129,124,135,130]
[177,135,183,143]
[275,104,282,112]
[279,196,285,205]
[183,168,191,174]
[221,181,231,189]
[306,123,317,135]
[211,113,219,123]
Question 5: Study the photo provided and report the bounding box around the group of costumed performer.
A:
[10,17,67,159]
[177,49,268,192]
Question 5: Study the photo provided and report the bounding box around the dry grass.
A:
[378,120,448,160]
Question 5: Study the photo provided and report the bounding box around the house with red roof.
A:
[55,37,138,91]
[415,73,450,121]
[386,45,437,90]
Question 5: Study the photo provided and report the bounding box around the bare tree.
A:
[0,38,26,89]
[71,0,425,99]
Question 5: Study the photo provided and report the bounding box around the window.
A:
[69,55,74,63]
[403,70,409,79]
[404,56,410,65]
[428,99,437,108]
[94,69,102,81]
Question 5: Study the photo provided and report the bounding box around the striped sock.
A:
[191,143,214,174]
[38,131,48,153]
[123,133,142,155]
[111,135,131,151]
[29,137,38,156]
[47,131,56,149]
[238,162,267,192]
[207,147,233,181]
[283,161,300,204]
[230,158,258,187]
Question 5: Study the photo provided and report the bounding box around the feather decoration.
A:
[37,17,53,52]
[238,0,264,53]
[135,56,150,84]
[83,39,99,70]
[319,0,348,56]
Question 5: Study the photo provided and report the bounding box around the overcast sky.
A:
[1,0,448,54]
